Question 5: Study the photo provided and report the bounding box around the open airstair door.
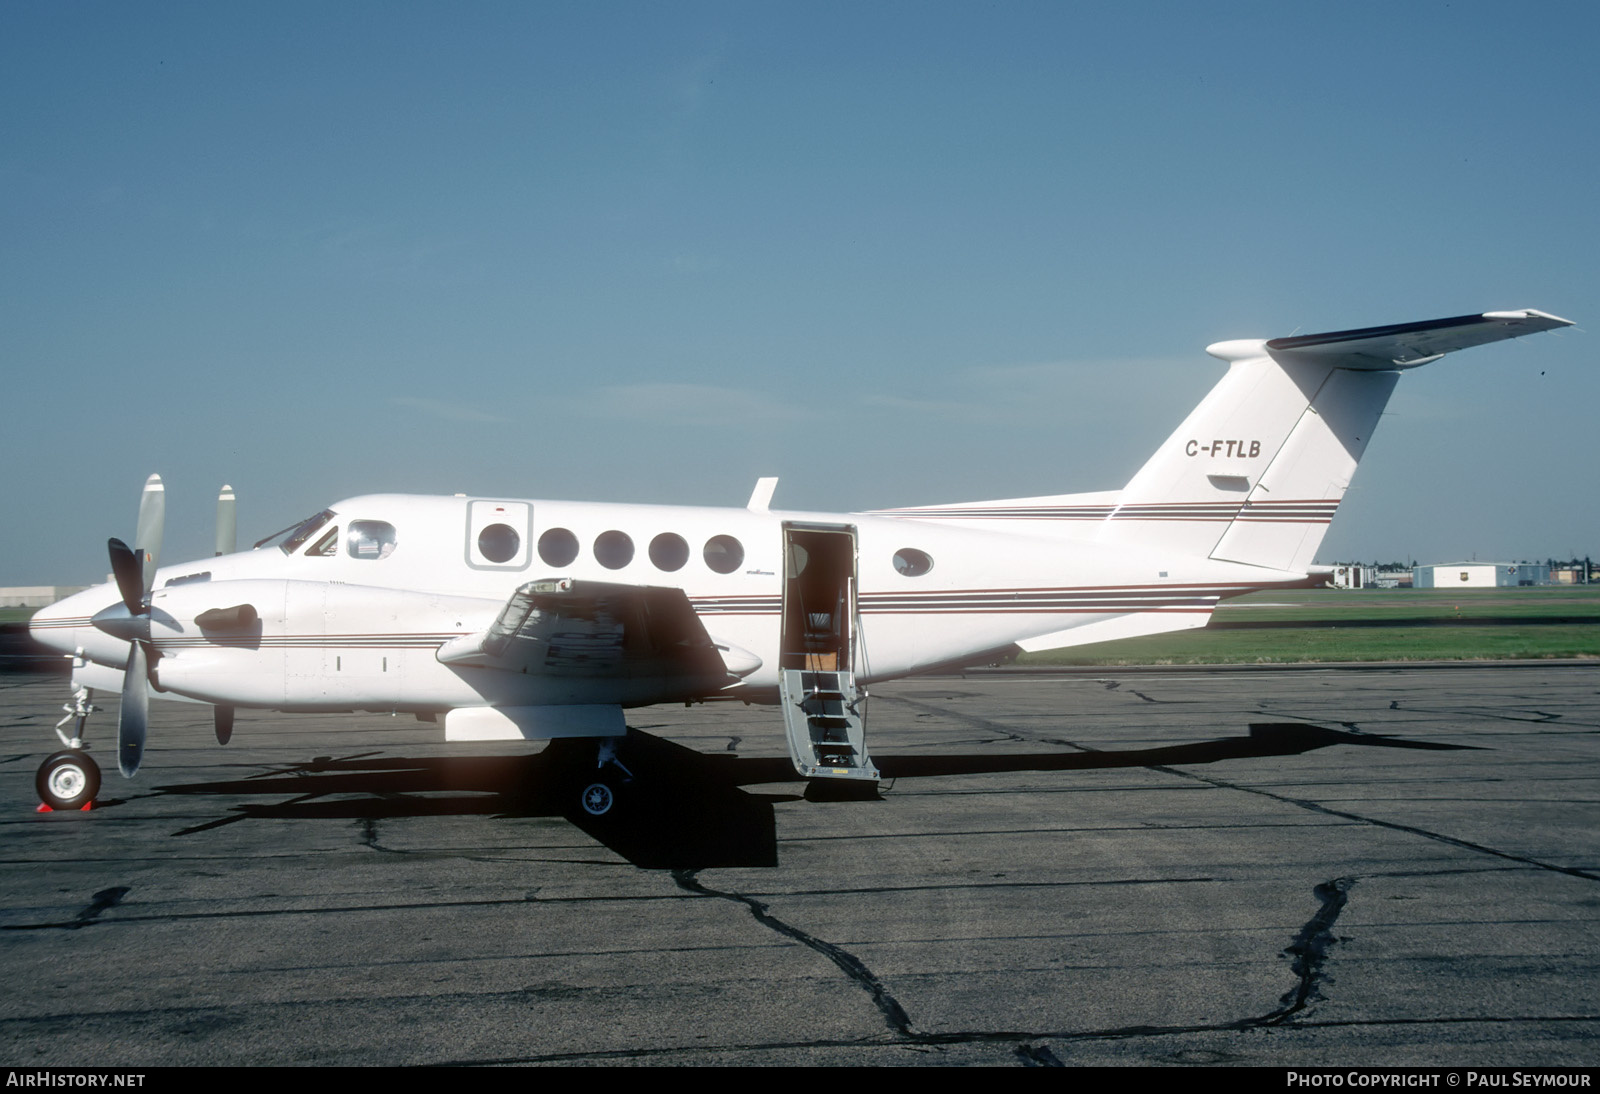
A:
[778,522,878,783]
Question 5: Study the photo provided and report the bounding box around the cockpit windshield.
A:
[253,509,337,554]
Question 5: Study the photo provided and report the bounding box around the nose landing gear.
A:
[36,683,101,811]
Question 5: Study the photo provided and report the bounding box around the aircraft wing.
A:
[1263,308,1572,370]
[436,578,737,688]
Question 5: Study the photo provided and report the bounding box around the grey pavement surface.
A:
[1,665,1597,1067]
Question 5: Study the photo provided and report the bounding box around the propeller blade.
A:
[215,484,237,556]
[135,473,164,597]
[214,705,234,745]
[108,538,145,615]
[118,642,149,778]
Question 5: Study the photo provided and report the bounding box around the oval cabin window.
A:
[893,548,933,577]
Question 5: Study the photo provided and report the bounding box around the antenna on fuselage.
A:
[747,477,778,512]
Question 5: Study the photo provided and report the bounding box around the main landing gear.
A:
[36,684,101,811]
[575,737,634,819]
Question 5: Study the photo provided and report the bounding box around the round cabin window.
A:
[537,527,579,567]
[594,530,635,570]
[649,532,690,572]
[478,523,520,564]
[703,534,745,574]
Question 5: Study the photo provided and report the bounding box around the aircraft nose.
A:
[28,585,116,656]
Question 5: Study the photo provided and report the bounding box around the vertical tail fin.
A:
[1101,309,1571,572]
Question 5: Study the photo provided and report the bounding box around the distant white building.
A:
[0,586,88,609]
[1412,563,1549,588]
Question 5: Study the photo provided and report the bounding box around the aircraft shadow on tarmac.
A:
[150,723,1474,870]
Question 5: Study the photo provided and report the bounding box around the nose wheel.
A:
[37,750,101,811]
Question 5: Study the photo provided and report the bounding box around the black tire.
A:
[37,750,101,810]
[580,781,616,817]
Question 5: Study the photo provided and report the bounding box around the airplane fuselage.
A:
[32,492,1296,714]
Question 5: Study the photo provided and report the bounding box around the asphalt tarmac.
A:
[1,664,1596,1067]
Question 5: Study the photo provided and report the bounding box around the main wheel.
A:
[580,782,615,817]
[37,750,101,810]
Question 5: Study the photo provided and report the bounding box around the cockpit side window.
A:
[347,520,398,560]
[270,509,336,555]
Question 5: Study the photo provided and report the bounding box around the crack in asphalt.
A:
[360,817,393,853]
[878,693,1087,752]
[666,867,1248,1064]
[0,876,1214,933]
[671,868,914,1036]
[1253,877,1355,1026]
[1391,704,1593,729]
[1153,763,1600,883]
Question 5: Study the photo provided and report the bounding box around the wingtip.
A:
[1482,308,1574,327]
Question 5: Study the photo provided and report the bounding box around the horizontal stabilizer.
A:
[1257,308,1572,370]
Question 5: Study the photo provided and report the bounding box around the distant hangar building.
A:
[1412,563,1549,588]
[0,586,88,608]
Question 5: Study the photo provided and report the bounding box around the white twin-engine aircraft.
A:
[29,309,1572,814]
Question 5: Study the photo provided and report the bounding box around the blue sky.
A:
[3,1,1594,584]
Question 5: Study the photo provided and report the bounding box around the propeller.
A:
[119,641,150,777]
[96,476,250,769]
[134,473,163,595]
[99,474,164,777]
[215,484,238,742]
[215,484,236,556]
